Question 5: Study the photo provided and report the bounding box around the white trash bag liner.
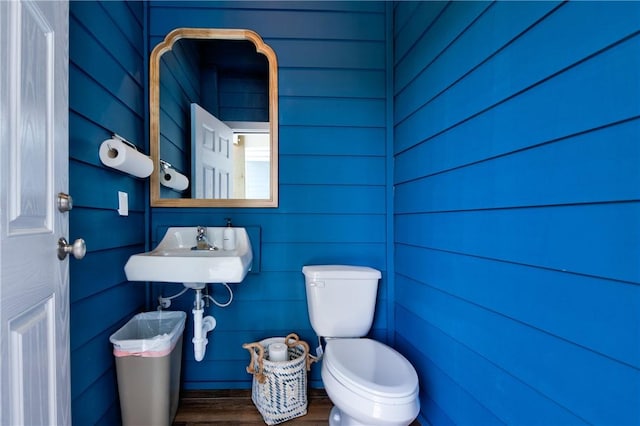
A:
[110,311,186,358]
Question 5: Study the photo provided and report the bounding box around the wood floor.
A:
[173,389,421,425]
[173,389,332,425]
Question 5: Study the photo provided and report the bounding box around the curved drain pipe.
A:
[192,289,216,362]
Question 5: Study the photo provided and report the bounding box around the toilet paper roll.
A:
[268,343,288,362]
[99,138,154,178]
[160,168,189,191]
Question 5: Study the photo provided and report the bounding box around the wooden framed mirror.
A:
[150,28,278,207]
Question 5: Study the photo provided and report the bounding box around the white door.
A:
[191,103,234,199]
[0,1,72,425]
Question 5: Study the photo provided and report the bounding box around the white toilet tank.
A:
[302,265,381,338]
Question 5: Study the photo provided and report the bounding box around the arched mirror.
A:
[150,28,278,207]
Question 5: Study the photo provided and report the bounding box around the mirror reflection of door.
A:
[191,103,233,199]
[191,103,271,199]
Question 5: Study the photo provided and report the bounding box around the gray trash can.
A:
[109,311,187,426]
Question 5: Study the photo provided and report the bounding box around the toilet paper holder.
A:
[109,133,137,152]
[99,133,154,178]
[160,159,171,172]
[159,160,190,192]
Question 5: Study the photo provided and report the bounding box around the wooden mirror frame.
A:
[149,28,278,207]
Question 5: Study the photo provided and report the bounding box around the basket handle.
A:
[242,342,267,383]
[284,333,318,371]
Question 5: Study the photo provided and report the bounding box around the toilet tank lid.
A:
[302,265,381,280]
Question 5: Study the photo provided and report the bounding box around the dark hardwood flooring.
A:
[173,389,332,425]
[173,389,421,425]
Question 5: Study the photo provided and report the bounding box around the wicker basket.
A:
[243,333,314,425]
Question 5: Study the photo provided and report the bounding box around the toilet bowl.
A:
[321,338,419,426]
[302,265,420,425]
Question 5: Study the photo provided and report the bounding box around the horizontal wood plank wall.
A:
[215,72,269,122]
[69,1,146,424]
[149,1,388,389]
[393,2,640,425]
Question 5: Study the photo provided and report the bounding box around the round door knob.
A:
[57,237,86,260]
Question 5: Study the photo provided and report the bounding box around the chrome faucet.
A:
[193,226,217,251]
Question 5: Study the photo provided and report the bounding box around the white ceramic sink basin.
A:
[124,227,253,286]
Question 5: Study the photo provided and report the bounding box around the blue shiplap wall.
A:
[393,2,640,425]
[69,1,146,424]
[149,1,389,389]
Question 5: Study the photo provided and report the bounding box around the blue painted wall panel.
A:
[397,202,640,294]
[70,368,120,426]
[394,1,491,93]
[396,39,640,160]
[395,1,566,124]
[71,1,143,83]
[280,126,386,157]
[395,120,640,208]
[69,1,146,424]
[393,1,447,59]
[149,3,385,41]
[279,68,385,98]
[395,312,587,426]
[394,1,640,424]
[70,248,142,304]
[395,331,508,426]
[280,97,386,127]
[280,156,386,186]
[397,277,639,425]
[395,244,640,369]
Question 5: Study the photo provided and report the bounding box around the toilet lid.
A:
[324,338,418,400]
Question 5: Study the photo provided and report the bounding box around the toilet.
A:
[302,265,420,426]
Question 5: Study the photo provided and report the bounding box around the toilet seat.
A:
[323,338,419,404]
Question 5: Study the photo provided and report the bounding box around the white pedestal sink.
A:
[124,226,253,286]
[124,226,253,362]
